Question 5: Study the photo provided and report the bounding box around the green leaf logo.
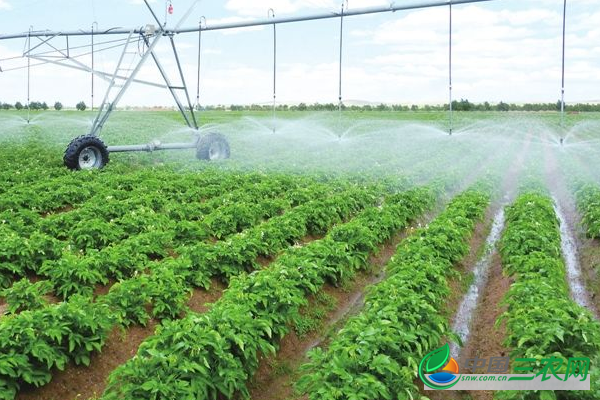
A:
[425,343,450,373]
[419,344,460,390]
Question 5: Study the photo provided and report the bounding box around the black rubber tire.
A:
[196,133,230,161]
[63,135,110,170]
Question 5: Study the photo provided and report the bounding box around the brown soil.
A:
[299,235,324,245]
[580,241,600,311]
[187,279,226,313]
[93,279,115,298]
[257,255,275,267]
[41,204,74,218]
[16,321,158,400]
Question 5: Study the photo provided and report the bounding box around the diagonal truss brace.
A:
[89,30,164,136]
[90,0,200,135]
[143,34,198,130]
[27,53,170,90]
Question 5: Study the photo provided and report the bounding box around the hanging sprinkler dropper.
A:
[269,8,276,133]
[559,0,567,146]
[165,1,174,27]
[195,16,206,113]
[448,0,453,136]
[91,21,98,111]
[26,25,33,124]
[337,0,348,140]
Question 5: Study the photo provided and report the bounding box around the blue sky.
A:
[0,0,598,107]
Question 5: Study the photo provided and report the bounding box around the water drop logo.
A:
[419,343,460,390]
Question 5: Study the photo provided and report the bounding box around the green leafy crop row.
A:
[296,188,490,400]
[0,296,113,400]
[575,184,600,239]
[0,174,332,297]
[98,187,435,400]
[497,192,600,400]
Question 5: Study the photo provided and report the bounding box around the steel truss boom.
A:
[0,0,495,40]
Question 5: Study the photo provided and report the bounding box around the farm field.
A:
[1,109,600,400]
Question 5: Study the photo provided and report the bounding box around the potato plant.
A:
[497,192,600,400]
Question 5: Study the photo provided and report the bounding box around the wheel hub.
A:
[79,146,101,169]
[209,143,224,160]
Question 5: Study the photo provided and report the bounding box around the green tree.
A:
[496,101,510,112]
[15,101,23,110]
[76,101,87,111]
[54,102,63,111]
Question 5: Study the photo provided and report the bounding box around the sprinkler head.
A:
[560,137,564,146]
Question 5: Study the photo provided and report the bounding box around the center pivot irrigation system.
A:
[0,0,569,169]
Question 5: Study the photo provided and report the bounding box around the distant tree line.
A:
[0,101,49,110]
[0,101,84,111]
[2,99,599,112]
[211,99,600,112]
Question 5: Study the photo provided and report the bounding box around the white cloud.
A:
[0,0,12,10]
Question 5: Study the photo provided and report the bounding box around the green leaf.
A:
[424,344,450,373]
[540,390,556,400]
